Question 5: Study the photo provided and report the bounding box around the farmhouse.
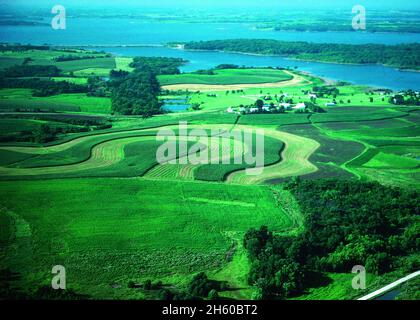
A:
[292,103,306,110]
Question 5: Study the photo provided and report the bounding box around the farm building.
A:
[292,103,306,110]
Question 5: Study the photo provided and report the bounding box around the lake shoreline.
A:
[172,46,420,74]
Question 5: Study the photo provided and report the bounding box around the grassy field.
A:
[55,58,116,73]
[158,68,293,86]
[0,89,112,114]
[115,57,134,72]
[0,178,293,299]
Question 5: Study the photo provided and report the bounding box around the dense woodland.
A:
[244,179,419,299]
[1,65,61,78]
[110,69,161,116]
[111,57,185,116]
[183,40,420,70]
[129,56,186,75]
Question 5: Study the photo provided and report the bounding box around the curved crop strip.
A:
[346,148,380,168]
[363,152,420,169]
[161,72,310,92]
[144,134,249,180]
[0,136,156,177]
[0,124,237,178]
[0,135,209,179]
[10,132,161,169]
[144,163,195,180]
[194,133,283,182]
[226,126,320,184]
[0,126,169,155]
[0,149,36,167]
[159,69,293,86]
[279,123,366,180]
[5,126,218,169]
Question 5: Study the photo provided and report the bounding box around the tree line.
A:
[183,39,420,70]
[53,54,109,62]
[129,56,186,75]
[1,65,61,78]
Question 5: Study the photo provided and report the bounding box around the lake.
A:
[1,18,420,46]
[95,46,420,91]
[1,18,420,90]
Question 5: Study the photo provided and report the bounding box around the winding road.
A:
[357,270,420,300]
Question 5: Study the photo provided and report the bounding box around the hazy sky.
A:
[1,0,420,10]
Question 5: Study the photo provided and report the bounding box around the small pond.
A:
[162,98,190,112]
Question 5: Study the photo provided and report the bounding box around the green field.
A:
[0,89,112,114]
[158,68,293,85]
[0,178,293,299]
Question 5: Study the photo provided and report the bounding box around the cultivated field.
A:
[0,178,295,299]
[0,47,419,300]
[160,69,308,91]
